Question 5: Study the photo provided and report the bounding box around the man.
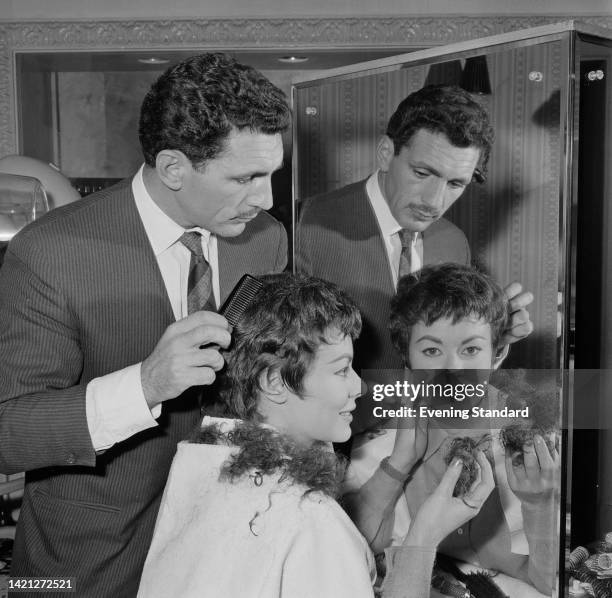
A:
[296,85,532,431]
[0,53,290,597]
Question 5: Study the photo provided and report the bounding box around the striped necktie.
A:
[398,229,414,281]
[179,231,214,314]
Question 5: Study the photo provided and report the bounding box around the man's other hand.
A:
[501,281,534,346]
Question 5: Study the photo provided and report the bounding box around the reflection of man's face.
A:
[377,129,480,233]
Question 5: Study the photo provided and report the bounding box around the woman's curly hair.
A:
[219,272,361,422]
[191,421,346,499]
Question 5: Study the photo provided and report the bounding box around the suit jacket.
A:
[296,179,469,432]
[0,178,287,597]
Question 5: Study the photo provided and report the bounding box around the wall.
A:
[33,68,303,179]
[1,0,610,19]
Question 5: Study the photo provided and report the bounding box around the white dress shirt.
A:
[86,165,220,451]
[365,171,422,286]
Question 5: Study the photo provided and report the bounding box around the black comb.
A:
[435,553,509,598]
[219,274,263,326]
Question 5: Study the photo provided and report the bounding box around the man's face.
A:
[377,129,481,232]
[174,129,284,236]
[279,331,362,446]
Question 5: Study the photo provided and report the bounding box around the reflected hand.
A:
[500,281,534,346]
[505,434,560,507]
[405,450,495,548]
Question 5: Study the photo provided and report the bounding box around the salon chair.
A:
[0,155,79,267]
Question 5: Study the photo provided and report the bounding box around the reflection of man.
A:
[0,53,289,597]
[297,85,532,430]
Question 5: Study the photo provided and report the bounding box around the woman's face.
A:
[278,331,363,446]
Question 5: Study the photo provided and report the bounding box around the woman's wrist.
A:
[384,454,414,479]
[404,519,439,549]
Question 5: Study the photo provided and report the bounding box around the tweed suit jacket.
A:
[296,179,469,432]
[0,178,287,597]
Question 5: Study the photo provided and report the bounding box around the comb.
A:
[435,553,509,598]
[219,274,263,326]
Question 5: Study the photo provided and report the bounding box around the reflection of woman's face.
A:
[407,315,495,415]
[277,331,362,446]
[408,315,494,371]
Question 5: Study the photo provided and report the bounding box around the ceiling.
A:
[17,48,419,73]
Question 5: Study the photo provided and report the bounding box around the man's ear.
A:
[492,344,510,370]
[376,135,395,172]
[155,149,189,191]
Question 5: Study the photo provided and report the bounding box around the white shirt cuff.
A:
[86,363,161,452]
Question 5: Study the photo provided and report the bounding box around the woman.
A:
[137,274,494,598]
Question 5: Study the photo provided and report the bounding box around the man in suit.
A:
[297,85,532,432]
[0,53,289,597]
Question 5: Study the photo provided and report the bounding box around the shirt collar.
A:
[132,164,211,255]
[366,170,402,240]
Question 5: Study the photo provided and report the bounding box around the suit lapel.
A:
[217,237,235,303]
[422,224,446,265]
[356,182,396,294]
[106,181,175,329]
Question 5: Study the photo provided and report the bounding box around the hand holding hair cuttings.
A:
[405,450,495,548]
[504,433,560,507]
[387,408,429,477]
[443,434,492,497]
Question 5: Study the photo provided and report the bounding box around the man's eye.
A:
[336,367,350,376]
[236,178,250,184]
[448,181,466,190]
[422,347,441,357]
[414,169,429,178]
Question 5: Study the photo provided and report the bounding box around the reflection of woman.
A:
[137,274,494,598]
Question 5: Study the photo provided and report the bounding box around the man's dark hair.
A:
[139,52,291,168]
[222,273,361,421]
[389,263,508,366]
[386,85,494,179]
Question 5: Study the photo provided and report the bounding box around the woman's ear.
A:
[492,344,510,370]
[258,366,286,401]
[256,366,289,423]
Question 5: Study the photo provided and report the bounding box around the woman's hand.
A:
[404,450,495,548]
[505,434,560,508]
[387,410,428,477]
